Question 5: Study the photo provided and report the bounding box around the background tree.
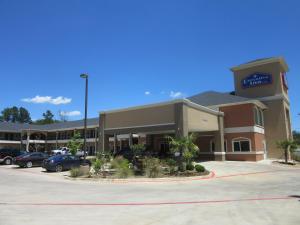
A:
[34,110,59,125]
[18,107,32,123]
[10,107,19,122]
[277,139,298,164]
[0,106,32,123]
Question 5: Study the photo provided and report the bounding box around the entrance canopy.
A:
[99,99,224,152]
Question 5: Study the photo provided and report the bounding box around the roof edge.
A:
[100,98,223,116]
[230,57,289,72]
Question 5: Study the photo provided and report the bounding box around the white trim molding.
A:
[47,138,97,144]
[257,94,290,105]
[104,123,175,131]
[214,152,226,155]
[226,151,264,155]
[225,126,264,134]
[0,140,20,144]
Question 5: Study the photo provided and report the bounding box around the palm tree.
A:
[167,133,199,171]
[277,139,298,164]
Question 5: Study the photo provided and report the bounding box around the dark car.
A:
[42,154,91,172]
[14,152,49,168]
[0,149,26,165]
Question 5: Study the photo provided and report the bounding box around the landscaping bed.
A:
[69,135,209,180]
[69,155,209,180]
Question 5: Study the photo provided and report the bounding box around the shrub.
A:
[165,158,177,167]
[92,158,103,175]
[130,144,146,158]
[195,164,205,173]
[67,131,83,156]
[186,164,194,171]
[143,157,162,178]
[111,156,124,169]
[70,168,82,178]
[112,156,133,178]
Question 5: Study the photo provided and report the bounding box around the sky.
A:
[0,0,299,130]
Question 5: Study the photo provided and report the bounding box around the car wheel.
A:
[55,164,63,172]
[4,158,12,165]
[26,161,33,168]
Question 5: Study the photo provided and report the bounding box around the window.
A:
[233,138,251,152]
[254,107,264,126]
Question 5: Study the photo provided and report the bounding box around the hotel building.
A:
[0,57,292,161]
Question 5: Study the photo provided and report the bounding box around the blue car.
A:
[42,155,90,172]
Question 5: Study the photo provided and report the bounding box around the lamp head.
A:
[80,74,88,79]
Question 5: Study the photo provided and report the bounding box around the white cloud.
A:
[170,91,184,98]
[59,111,81,117]
[145,91,151,95]
[21,95,72,105]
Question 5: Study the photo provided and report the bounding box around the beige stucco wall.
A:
[187,107,219,132]
[233,62,285,99]
[104,104,175,129]
[263,99,290,158]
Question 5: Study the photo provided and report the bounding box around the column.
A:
[214,116,225,161]
[94,128,97,156]
[26,131,30,152]
[55,131,58,149]
[99,113,105,153]
[20,131,23,150]
[113,134,118,154]
[45,132,48,153]
[174,102,188,138]
[129,133,133,147]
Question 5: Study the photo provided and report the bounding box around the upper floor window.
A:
[254,107,264,127]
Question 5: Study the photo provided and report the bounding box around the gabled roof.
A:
[36,118,99,131]
[188,91,250,106]
[0,118,99,132]
[188,91,266,109]
[230,57,289,72]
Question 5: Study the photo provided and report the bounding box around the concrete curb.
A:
[65,171,215,183]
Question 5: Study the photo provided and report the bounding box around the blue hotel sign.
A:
[242,73,272,89]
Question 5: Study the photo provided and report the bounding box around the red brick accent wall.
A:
[226,154,264,161]
[196,135,214,152]
[220,103,255,128]
[225,132,265,152]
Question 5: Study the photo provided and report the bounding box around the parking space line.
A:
[0,196,296,207]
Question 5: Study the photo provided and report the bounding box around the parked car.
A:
[42,154,91,172]
[51,147,69,155]
[0,149,26,165]
[76,150,88,157]
[14,152,49,168]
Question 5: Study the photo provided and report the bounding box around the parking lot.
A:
[0,161,299,225]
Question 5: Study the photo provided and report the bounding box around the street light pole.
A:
[80,73,88,163]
